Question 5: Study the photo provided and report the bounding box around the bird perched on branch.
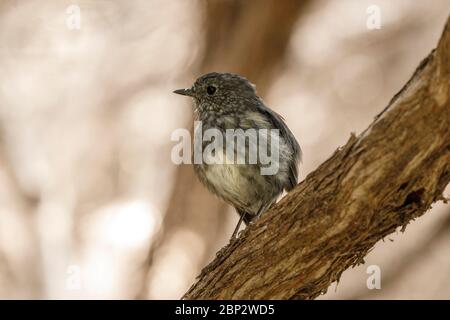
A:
[174,72,301,238]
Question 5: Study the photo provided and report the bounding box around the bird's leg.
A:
[214,212,245,260]
[214,205,265,262]
[253,204,267,221]
[231,212,245,239]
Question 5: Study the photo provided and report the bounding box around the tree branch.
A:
[182,15,450,300]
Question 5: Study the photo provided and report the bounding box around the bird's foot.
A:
[215,244,230,258]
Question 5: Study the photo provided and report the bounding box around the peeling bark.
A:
[183,15,450,300]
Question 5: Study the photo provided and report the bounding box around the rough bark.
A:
[183,15,450,300]
[349,210,450,299]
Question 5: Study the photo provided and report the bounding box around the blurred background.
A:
[0,0,449,299]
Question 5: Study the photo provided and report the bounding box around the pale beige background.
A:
[0,0,448,299]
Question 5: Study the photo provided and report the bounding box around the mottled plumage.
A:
[174,72,301,237]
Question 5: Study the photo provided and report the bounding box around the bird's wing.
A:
[255,100,302,191]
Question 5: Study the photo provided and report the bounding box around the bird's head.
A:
[174,72,257,115]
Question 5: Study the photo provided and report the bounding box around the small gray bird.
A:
[174,72,301,238]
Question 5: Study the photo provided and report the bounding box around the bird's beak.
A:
[173,88,194,97]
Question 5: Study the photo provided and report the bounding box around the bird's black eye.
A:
[206,85,216,95]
